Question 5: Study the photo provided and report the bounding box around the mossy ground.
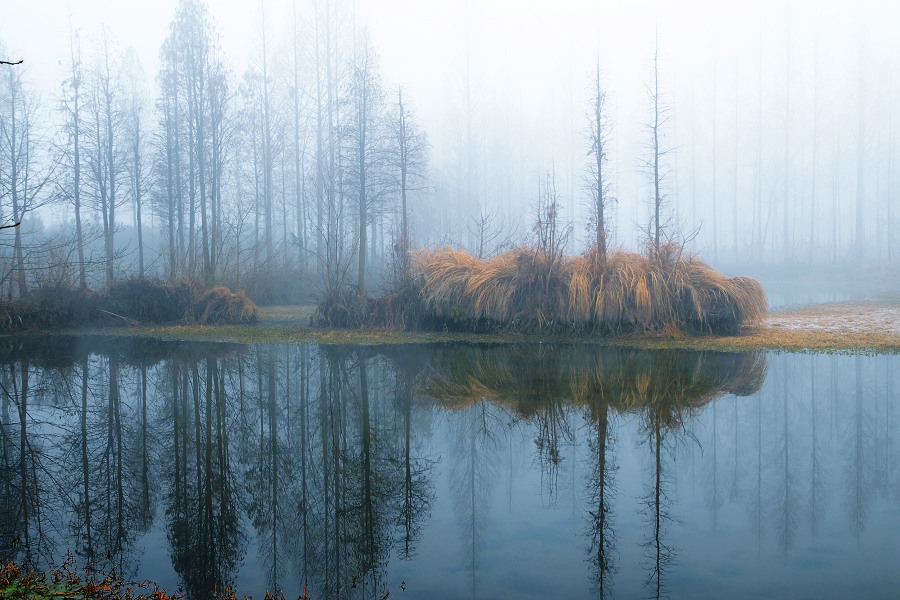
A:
[62,300,900,354]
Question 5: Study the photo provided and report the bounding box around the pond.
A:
[0,336,897,599]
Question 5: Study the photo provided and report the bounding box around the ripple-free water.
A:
[0,338,897,599]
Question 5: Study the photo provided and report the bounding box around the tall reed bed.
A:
[412,243,765,335]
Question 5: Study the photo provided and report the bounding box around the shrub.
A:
[410,243,766,336]
[193,286,258,324]
[0,279,259,332]
[103,277,193,323]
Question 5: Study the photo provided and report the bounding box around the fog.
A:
[1,0,898,302]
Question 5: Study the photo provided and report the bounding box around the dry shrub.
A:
[0,279,259,331]
[411,242,766,336]
[0,287,100,332]
[104,278,193,323]
[414,247,478,323]
[193,286,258,324]
[371,271,424,329]
[106,278,257,325]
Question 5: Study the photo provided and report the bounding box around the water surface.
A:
[0,336,897,599]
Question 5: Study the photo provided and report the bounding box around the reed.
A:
[411,243,766,335]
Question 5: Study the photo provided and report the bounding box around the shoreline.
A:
[26,299,897,354]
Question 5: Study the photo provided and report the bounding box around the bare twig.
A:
[98,309,140,326]
[0,60,23,66]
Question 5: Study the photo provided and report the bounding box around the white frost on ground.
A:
[765,301,900,336]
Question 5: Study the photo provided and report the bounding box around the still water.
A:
[0,337,897,599]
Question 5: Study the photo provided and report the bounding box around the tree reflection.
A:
[642,405,674,600]
[166,357,243,600]
[420,345,766,598]
[392,356,434,561]
[585,393,616,599]
[7,338,900,597]
[0,362,37,565]
[845,355,877,541]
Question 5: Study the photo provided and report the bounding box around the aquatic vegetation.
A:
[413,243,766,335]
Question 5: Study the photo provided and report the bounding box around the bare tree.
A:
[585,56,613,261]
[59,25,88,288]
[643,33,672,260]
[387,85,428,274]
[533,168,571,267]
[123,49,150,278]
[83,29,128,286]
[0,48,54,296]
[347,32,385,298]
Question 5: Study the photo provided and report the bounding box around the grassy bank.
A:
[66,300,900,353]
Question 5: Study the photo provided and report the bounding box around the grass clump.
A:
[193,286,258,324]
[412,243,766,336]
[0,279,257,333]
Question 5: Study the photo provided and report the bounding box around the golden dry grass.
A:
[412,243,766,335]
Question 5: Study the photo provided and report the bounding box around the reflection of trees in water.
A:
[748,383,764,553]
[690,352,898,561]
[808,355,824,537]
[264,345,434,599]
[449,399,505,598]
[17,339,900,598]
[0,362,39,566]
[165,358,244,600]
[392,359,435,561]
[242,346,290,592]
[420,344,766,599]
[888,361,899,513]
[641,408,675,600]
[771,357,798,554]
[585,396,616,599]
[845,355,878,541]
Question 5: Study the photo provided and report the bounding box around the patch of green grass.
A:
[65,319,900,354]
[257,305,317,322]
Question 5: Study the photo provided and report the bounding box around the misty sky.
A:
[3,0,899,260]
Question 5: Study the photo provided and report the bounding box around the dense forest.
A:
[0,0,897,308]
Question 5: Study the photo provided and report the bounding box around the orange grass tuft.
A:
[411,242,766,335]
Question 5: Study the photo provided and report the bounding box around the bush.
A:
[0,279,258,332]
[103,277,193,323]
[409,243,766,336]
[193,286,258,324]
